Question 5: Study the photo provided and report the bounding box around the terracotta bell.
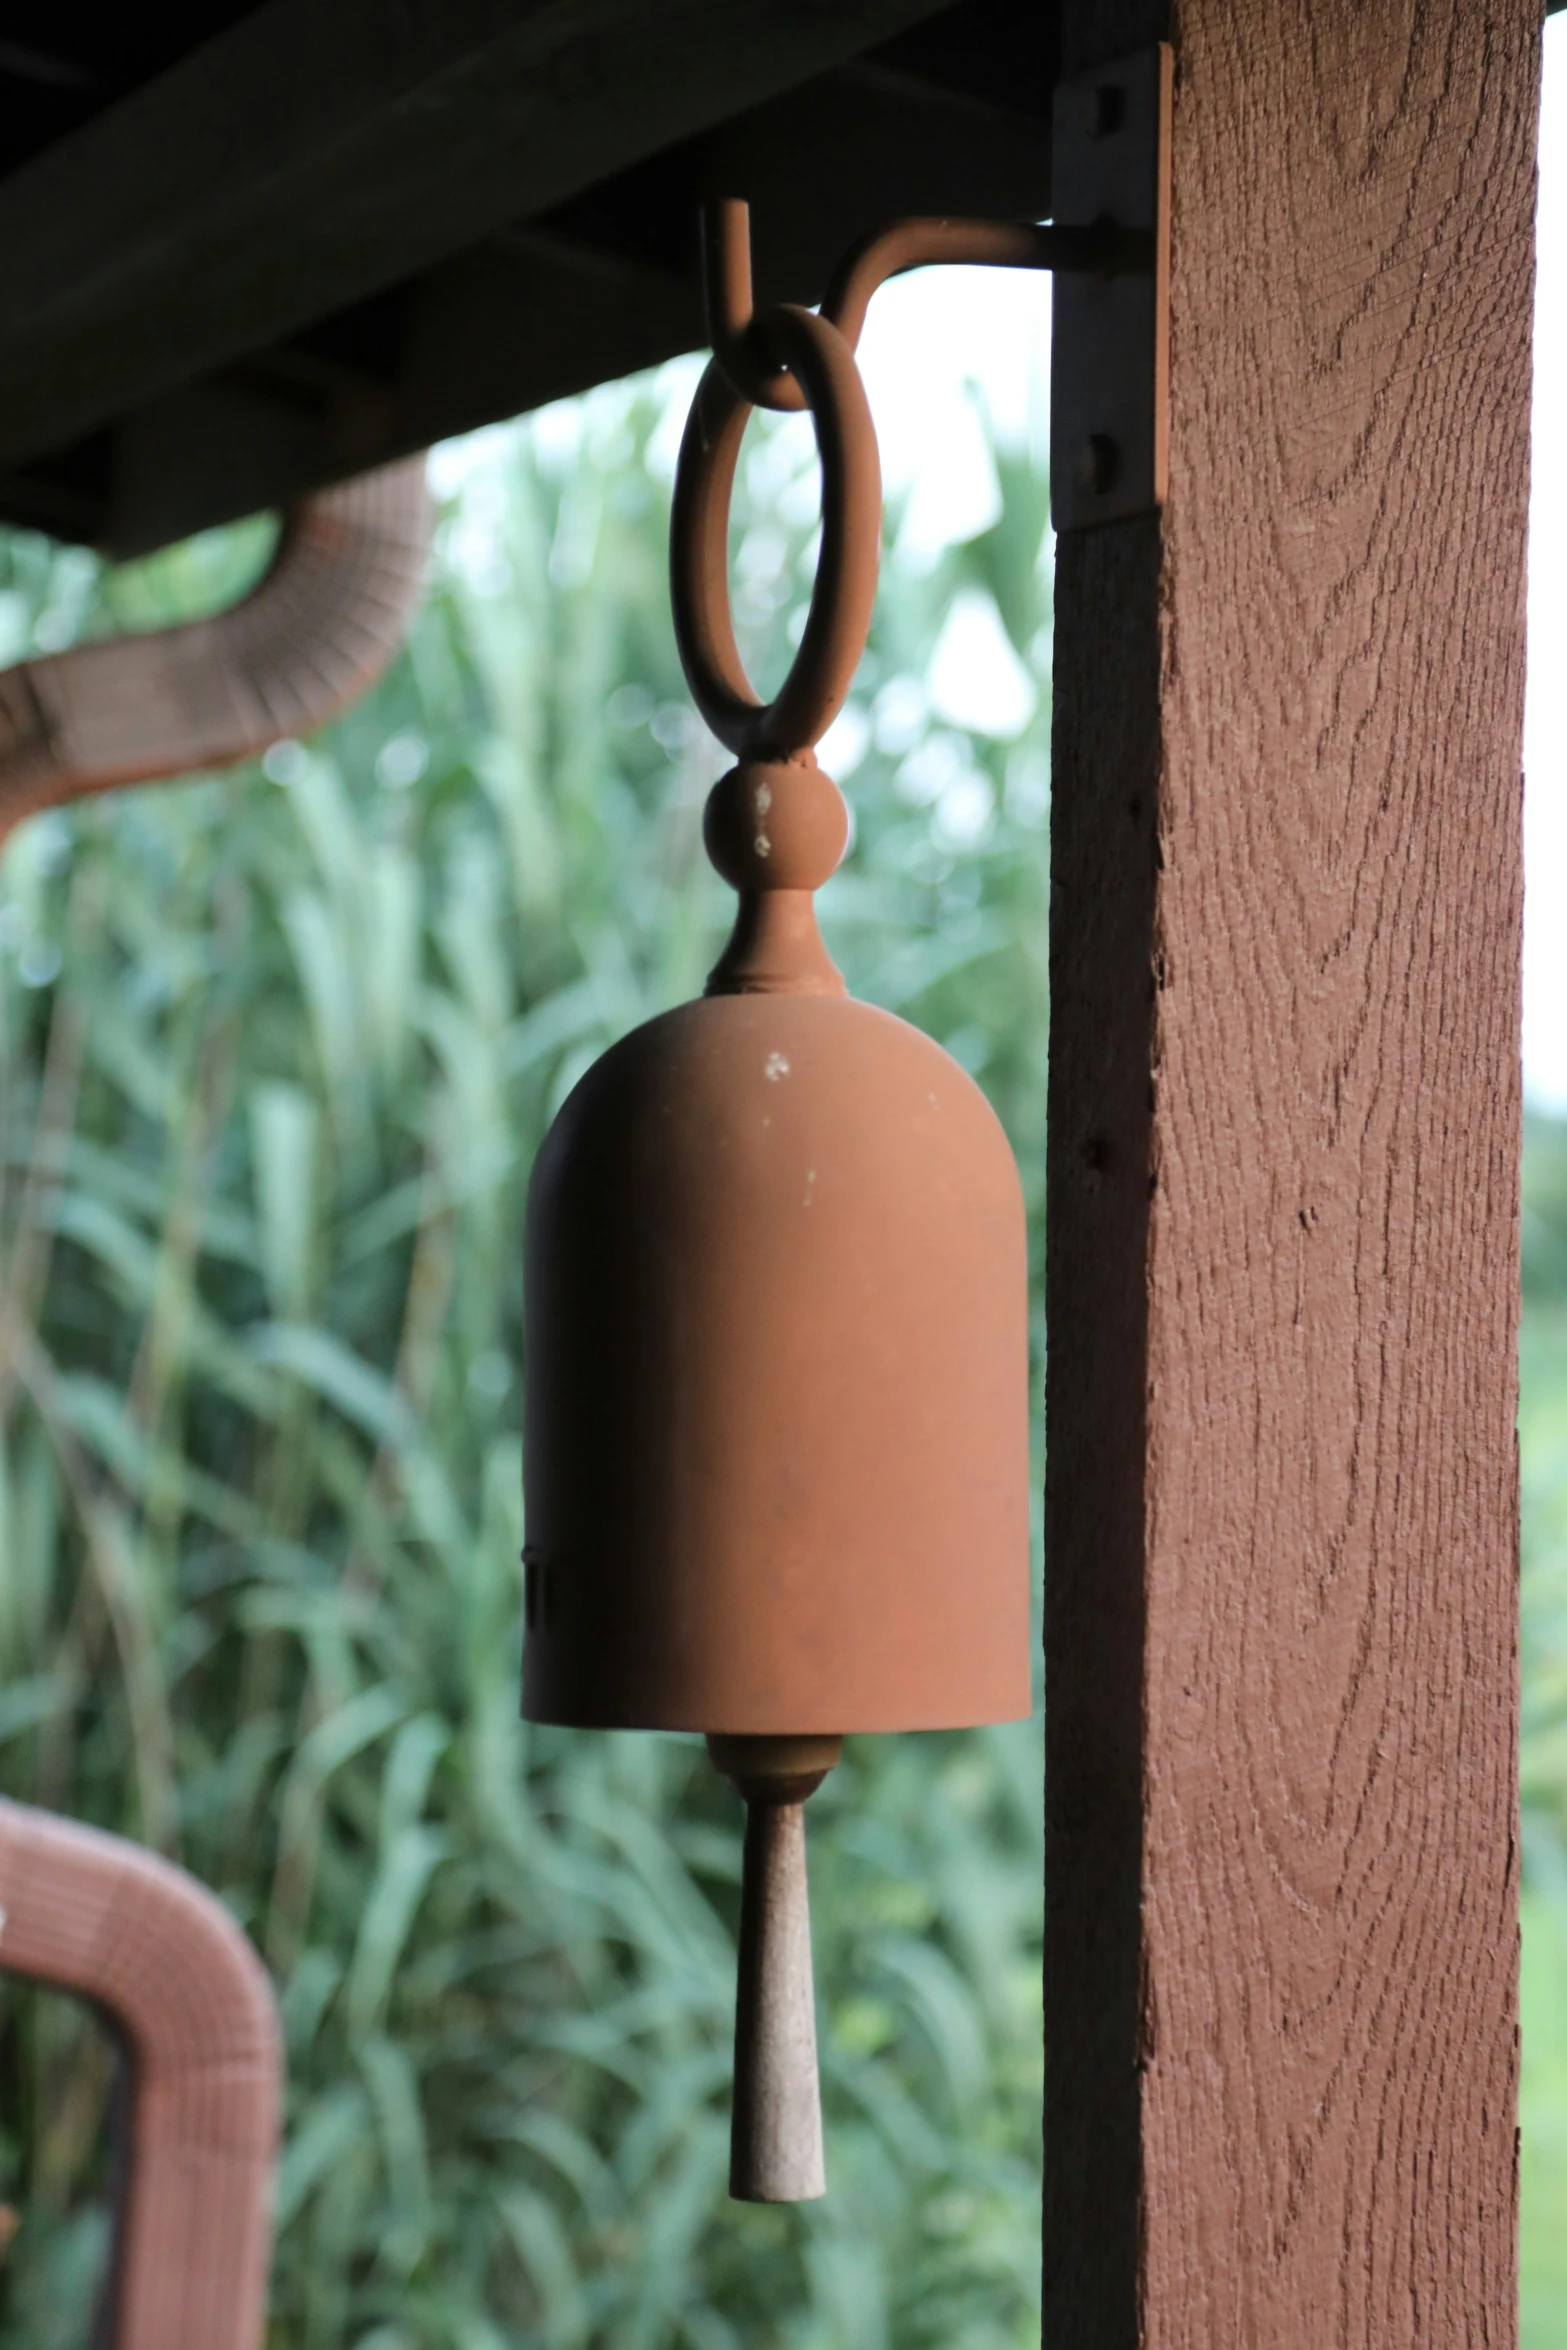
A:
[523,212,1031,2203]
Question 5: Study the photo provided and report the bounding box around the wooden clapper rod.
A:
[708,1735,843,2202]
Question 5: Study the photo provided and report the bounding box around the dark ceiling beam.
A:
[87,50,1054,556]
[0,0,952,477]
[544,53,1055,300]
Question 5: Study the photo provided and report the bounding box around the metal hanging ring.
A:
[670,302,881,762]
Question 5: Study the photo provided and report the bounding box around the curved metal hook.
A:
[701,196,1155,414]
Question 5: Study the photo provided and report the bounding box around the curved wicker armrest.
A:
[0,1799,280,2350]
[0,456,431,843]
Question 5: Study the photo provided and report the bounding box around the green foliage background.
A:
[1520,1114,1567,2348]
[2,355,1564,2347]
[0,373,1051,2348]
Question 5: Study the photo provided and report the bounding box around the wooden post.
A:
[1046,5,1539,2344]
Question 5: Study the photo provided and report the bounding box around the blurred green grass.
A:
[1524,1113,1567,2347]
[1,354,1559,2344]
[0,376,1050,2346]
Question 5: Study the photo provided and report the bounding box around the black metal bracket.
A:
[1050,44,1172,531]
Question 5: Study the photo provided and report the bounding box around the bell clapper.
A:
[708,1734,842,2203]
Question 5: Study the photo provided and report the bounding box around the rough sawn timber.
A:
[1045,3,1537,2344]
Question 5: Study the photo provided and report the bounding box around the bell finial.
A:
[702,755,849,998]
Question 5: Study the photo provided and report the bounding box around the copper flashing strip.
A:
[0,1798,280,2349]
[0,455,431,845]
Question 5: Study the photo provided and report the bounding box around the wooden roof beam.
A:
[11,39,1056,555]
[0,0,952,481]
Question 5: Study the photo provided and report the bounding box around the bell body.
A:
[522,987,1031,1735]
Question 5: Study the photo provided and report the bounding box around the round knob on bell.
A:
[703,758,849,893]
[702,757,851,998]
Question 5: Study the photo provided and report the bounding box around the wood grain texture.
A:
[1046,4,1537,2343]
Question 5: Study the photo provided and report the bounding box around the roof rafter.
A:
[0,0,950,476]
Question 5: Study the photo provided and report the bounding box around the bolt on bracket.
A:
[1050,43,1172,532]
